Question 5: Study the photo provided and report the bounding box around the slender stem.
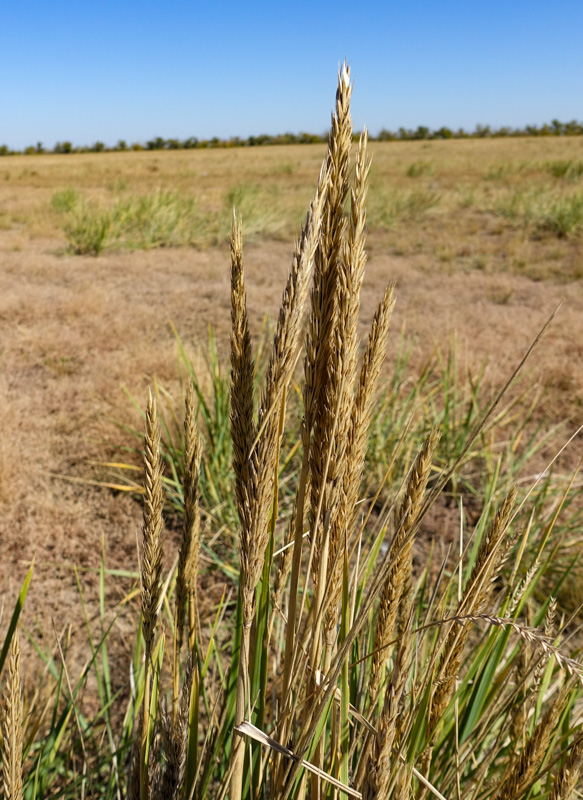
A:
[140,647,152,800]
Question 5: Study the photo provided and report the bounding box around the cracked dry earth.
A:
[0,229,582,674]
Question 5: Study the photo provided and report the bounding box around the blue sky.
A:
[1,1,581,149]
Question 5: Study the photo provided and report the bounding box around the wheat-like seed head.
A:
[304,65,355,643]
[303,62,352,435]
[494,681,573,800]
[1,631,23,800]
[175,381,202,655]
[362,610,413,800]
[322,129,375,636]
[230,210,256,548]
[370,429,440,698]
[239,179,325,624]
[549,733,583,800]
[141,390,164,652]
[341,282,396,542]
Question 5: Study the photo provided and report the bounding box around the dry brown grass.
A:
[1,118,583,659]
[1,133,582,275]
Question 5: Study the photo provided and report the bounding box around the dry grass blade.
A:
[1,631,23,800]
[235,721,362,799]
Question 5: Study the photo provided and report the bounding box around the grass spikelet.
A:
[140,390,165,800]
[549,733,583,800]
[173,381,202,716]
[370,428,440,700]
[323,128,372,638]
[493,681,572,800]
[230,210,256,546]
[158,657,195,800]
[141,390,165,652]
[362,611,413,800]
[1,630,23,800]
[343,282,395,536]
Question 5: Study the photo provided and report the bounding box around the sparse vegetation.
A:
[2,65,583,800]
[496,188,583,238]
[405,160,434,178]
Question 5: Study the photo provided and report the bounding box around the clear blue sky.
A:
[1,0,581,149]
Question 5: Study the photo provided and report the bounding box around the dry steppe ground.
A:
[0,140,582,661]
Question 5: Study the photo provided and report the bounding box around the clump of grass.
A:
[369,186,440,228]
[113,189,198,249]
[51,188,81,213]
[221,183,286,240]
[484,162,525,181]
[544,159,583,180]
[5,65,583,800]
[62,198,113,255]
[496,187,583,237]
[405,160,434,178]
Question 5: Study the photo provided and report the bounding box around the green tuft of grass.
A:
[369,186,440,228]
[405,160,434,178]
[51,188,81,213]
[544,159,583,180]
[62,199,113,255]
[112,189,197,249]
[495,187,583,237]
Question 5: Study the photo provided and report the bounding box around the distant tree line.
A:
[2,119,583,155]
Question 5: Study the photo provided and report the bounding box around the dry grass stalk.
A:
[177,382,203,648]
[428,487,518,737]
[493,681,572,800]
[301,65,355,800]
[323,130,374,639]
[156,657,195,800]
[362,611,413,800]
[549,733,583,800]
[303,62,352,605]
[1,631,23,800]
[342,282,395,540]
[173,381,202,717]
[141,390,165,653]
[369,429,440,701]
[443,613,583,683]
[230,169,325,800]
[270,164,330,795]
[230,211,257,554]
[140,390,165,800]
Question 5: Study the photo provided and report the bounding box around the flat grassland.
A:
[0,138,582,647]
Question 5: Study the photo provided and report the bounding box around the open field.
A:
[2,136,583,274]
[1,137,583,631]
[1,134,583,799]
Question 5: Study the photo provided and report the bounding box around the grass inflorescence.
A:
[3,65,583,800]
